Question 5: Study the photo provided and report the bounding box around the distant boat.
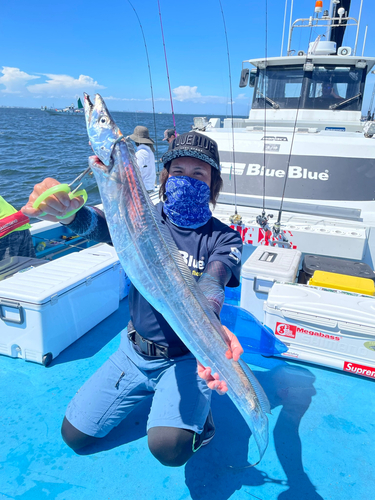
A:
[42,98,84,116]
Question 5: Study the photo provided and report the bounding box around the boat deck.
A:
[1,297,374,500]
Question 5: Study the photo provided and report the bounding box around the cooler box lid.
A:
[241,246,301,281]
[309,270,375,296]
[265,283,375,335]
[303,255,375,280]
[0,256,48,281]
[0,244,119,305]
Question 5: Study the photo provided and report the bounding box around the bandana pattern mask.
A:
[164,176,212,229]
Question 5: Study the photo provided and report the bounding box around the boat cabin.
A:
[243,54,375,131]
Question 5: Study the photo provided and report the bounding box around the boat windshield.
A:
[252,65,365,111]
[253,66,304,110]
[304,66,364,110]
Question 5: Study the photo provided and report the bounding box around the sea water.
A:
[0,108,228,217]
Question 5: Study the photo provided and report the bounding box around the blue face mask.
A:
[163,176,212,229]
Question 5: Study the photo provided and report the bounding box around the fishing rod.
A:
[273,4,319,240]
[157,0,177,134]
[256,0,270,231]
[218,0,241,224]
[33,234,91,257]
[127,0,160,166]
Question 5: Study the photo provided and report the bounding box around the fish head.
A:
[84,93,123,168]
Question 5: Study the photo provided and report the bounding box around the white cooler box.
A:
[264,283,375,379]
[240,246,302,322]
[0,244,120,366]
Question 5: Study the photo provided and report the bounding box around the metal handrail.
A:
[287,16,358,55]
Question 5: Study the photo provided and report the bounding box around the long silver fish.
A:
[83,93,270,464]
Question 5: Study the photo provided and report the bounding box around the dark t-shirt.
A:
[129,202,242,349]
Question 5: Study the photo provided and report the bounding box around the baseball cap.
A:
[161,131,220,171]
[163,129,176,141]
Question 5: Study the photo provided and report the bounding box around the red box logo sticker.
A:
[344,362,375,379]
[275,322,296,338]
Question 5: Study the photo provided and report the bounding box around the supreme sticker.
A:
[344,362,375,379]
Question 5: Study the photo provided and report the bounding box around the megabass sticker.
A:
[275,322,341,341]
[275,323,297,338]
[344,361,375,379]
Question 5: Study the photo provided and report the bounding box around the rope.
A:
[157,0,177,134]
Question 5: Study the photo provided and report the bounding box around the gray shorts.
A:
[65,329,211,438]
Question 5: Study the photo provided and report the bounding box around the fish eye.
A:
[99,115,108,125]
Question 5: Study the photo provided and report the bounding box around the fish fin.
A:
[239,359,271,414]
[221,303,288,356]
[124,137,138,165]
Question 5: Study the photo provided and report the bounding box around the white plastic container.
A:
[264,283,375,378]
[0,244,120,365]
[240,246,302,322]
[308,41,336,55]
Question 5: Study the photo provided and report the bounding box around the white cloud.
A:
[172,85,228,104]
[173,86,202,101]
[0,67,39,94]
[236,93,248,100]
[0,67,106,98]
[28,74,105,95]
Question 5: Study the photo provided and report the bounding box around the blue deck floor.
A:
[1,298,374,500]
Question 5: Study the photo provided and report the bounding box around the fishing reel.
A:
[229,213,243,225]
[272,221,289,243]
[256,211,273,229]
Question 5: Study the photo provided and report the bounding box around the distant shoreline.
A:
[0,106,246,118]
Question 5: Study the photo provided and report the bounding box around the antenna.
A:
[280,0,288,57]
[354,0,364,55]
[362,25,368,56]
[288,0,294,54]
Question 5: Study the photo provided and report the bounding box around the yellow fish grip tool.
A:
[32,184,88,219]
[32,166,90,219]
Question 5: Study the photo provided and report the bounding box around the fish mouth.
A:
[84,92,114,127]
[89,155,110,174]
[83,92,94,125]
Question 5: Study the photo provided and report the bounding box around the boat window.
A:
[304,66,365,110]
[252,66,304,109]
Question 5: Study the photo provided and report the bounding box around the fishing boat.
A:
[0,1,374,498]
[43,97,84,116]
[191,0,375,374]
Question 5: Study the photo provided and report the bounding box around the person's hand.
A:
[21,177,85,224]
[197,326,244,395]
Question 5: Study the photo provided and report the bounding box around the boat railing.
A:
[287,16,359,55]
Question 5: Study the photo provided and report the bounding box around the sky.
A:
[1,0,375,115]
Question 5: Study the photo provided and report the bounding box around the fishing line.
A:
[127,0,160,167]
[218,0,239,221]
[157,0,177,134]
